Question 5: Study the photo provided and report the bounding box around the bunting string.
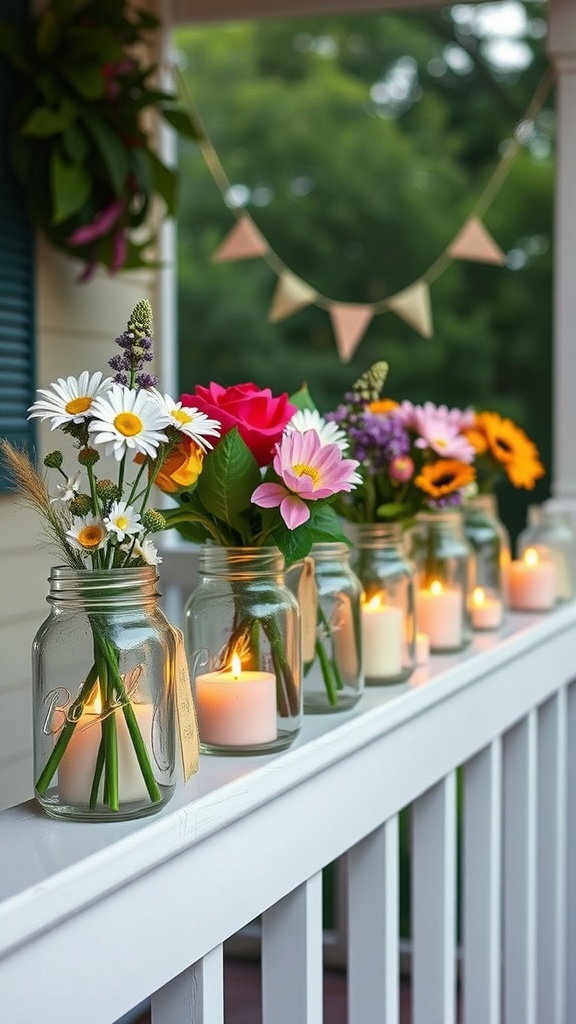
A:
[174,65,555,361]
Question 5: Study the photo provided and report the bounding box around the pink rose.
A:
[181,382,296,467]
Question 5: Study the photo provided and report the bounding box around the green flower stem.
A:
[259,615,300,718]
[89,737,106,808]
[161,507,229,545]
[317,603,345,692]
[35,663,99,796]
[314,637,338,706]
[97,634,162,803]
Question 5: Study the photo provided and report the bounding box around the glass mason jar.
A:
[184,546,301,755]
[406,511,474,653]
[517,504,575,601]
[463,493,509,630]
[302,543,364,713]
[347,523,416,685]
[33,566,177,822]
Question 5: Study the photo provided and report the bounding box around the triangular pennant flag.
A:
[447,216,506,265]
[329,303,373,363]
[212,215,269,262]
[269,271,317,323]
[388,281,433,338]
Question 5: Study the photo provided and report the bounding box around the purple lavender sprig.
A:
[108,299,158,389]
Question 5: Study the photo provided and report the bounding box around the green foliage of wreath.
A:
[0,0,200,280]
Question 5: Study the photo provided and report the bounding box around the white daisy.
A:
[88,383,170,461]
[285,408,348,451]
[104,501,144,542]
[28,371,112,429]
[66,514,107,553]
[129,537,162,565]
[50,471,81,504]
[149,390,221,451]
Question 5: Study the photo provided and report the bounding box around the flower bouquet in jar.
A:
[155,382,362,743]
[1,300,219,817]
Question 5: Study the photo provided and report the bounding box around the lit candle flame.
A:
[430,579,444,596]
[472,586,486,607]
[231,653,242,679]
[365,593,384,611]
[524,547,539,568]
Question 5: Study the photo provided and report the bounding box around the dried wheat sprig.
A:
[0,440,84,568]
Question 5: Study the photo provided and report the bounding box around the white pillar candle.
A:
[195,654,277,746]
[58,698,154,805]
[416,580,463,651]
[361,594,404,679]
[471,587,503,631]
[507,547,556,611]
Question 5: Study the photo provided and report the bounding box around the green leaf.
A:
[173,519,211,544]
[375,502,408,521]
[0,24,31,73]
[62,63,106,101]
[50,150,91,224]
[197,428,262,532]
[62,123,89,164]
[82,111,130,194]
[307,502,351,544]
[35,9,61,56]
[22,104,76,137]
[289,383,317,412]
[148,151,177,215]
[272,521,314,568]
[161,107,202,141]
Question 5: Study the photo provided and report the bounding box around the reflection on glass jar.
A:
[347,523,416,685]
[301,543,364,713]
[406,511,474,653]
[185,546,301,755]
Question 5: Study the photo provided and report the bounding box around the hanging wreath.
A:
[0,0,199,280]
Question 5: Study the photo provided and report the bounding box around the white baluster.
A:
[412,773,457,1024]
[503,712,538,1024]
[347,817,399,1024]
[462,739,502,1024]
[151,946,224,1024]
[565,681,576,1020]
[537,689,567,1024]
[261,874,323,1024]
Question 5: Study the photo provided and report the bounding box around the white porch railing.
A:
[1,576,575,1024]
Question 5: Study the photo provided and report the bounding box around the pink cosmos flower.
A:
[393,400,476,463]
[252,429,361,530]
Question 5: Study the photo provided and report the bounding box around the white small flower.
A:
[50,472,81,504]
[104,501,144,542]
[130,537,162,565]
[150,390,221,451]
[66,514,107,553]
[286,408,349,451]
[28,371,112,429]
[88,383,170,461]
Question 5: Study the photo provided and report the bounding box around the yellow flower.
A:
[415,459,476,499]
[472,411,545,490]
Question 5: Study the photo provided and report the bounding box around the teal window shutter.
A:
[0,0,35,492]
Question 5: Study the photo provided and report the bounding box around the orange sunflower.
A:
[415,459,476,500]
[468,411,545,490]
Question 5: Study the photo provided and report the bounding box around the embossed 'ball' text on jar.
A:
[32,566,177,822]
[184,546,302,755]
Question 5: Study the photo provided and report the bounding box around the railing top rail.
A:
[1,602,575,962]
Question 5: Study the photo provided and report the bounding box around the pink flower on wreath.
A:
[252,429,361,530]
[393,400,476,463]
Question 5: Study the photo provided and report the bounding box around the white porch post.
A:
[546,0,576,506]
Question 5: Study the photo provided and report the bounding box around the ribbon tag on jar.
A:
[169,625,199,781]
[298,556,318,664]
